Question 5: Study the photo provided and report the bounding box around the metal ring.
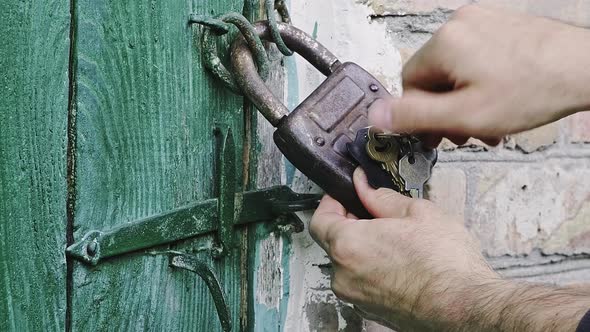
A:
[274,0,292,24]
[189,14,231,35]
[265,0,293,56]
[194,13,271,94]
[231,22,341,126]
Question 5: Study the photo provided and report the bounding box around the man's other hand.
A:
[369,5,590,148]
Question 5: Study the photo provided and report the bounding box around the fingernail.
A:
[368,99,392,128]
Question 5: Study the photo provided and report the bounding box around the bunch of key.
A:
[347,127,437,198]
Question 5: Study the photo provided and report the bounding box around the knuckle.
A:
[452,4,480,20]
[331,278,353,302]
[309,213,323,236]
[434,21,461,47]
[329,234,356,266]
[374,187,399,203]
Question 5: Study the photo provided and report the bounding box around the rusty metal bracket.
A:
[168,252,232,332]
[66,185,319,265]
[66,125,320,265]
[212,126,237,258]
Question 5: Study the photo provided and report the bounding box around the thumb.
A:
[353,168,413,219]
[369,89,473,135]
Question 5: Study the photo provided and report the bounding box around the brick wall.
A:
[278,1,590,330]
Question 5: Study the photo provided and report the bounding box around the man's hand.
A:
[310,168,498,330]
[310,169,590,331]
[369,5,590,147]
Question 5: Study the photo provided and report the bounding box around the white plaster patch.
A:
[255,233,283,310]
[284,1,404,330]
[288,0,403,102]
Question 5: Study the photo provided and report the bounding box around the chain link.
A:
[265,0,293,56]
[189,0,293,94]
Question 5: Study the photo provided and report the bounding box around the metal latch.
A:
[66,126,320,265]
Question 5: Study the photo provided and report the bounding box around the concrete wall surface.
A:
[256,1,590,330]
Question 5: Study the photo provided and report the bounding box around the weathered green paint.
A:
[215,127,238,257]
[189,14,233,35]
[0,0,70,331]
[1,0,302,330]
[66,200,217,265]
[70,0,248,330]
[170,253,232,332]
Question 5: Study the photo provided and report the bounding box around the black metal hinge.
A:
[66,126,320,265]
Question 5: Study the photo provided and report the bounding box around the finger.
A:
[353,168,414,219]
[419,134,443,149]
[368,89,474,136]
[447,135,469,146]
[346,212,359,220]
[403,36,454,92]
[481,137,502,146]
[317,194,347,216]
[310,195,352,251]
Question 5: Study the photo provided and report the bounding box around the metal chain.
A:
[265,0,293,56]
[189,0,293,94]
[191,13,270,94]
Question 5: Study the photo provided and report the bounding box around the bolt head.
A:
[86,241,98,257]
[314,137,326,146]
[211,244,225,259]
[369,84,379,92]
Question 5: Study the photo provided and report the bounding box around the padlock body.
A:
[273,62,391,218]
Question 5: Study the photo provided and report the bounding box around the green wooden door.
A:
[1,0,280,331]
[0,0,70,330]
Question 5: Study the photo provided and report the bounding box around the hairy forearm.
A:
[460,280,590,332]
[380,278,590,332]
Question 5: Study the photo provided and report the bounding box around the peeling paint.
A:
[255,233,283,310]
[289,0,403,99]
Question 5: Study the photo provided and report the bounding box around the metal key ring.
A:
[194,13,271,94]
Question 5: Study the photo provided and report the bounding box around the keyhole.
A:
[408,155,416,164]
[375,142,390,152]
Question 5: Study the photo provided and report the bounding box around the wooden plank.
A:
[0,0,71,331]
[70,0,247,330]
[243,0,294,327]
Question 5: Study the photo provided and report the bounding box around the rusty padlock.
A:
[231,22,395,219]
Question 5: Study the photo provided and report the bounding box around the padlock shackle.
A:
[231,21,341,126]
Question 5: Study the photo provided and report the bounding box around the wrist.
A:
[544,22,590,118]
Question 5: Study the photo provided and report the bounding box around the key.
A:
[347,128,400,191]
[398,152,433,199]
[365,128,407,194]
[365,127,399,168]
